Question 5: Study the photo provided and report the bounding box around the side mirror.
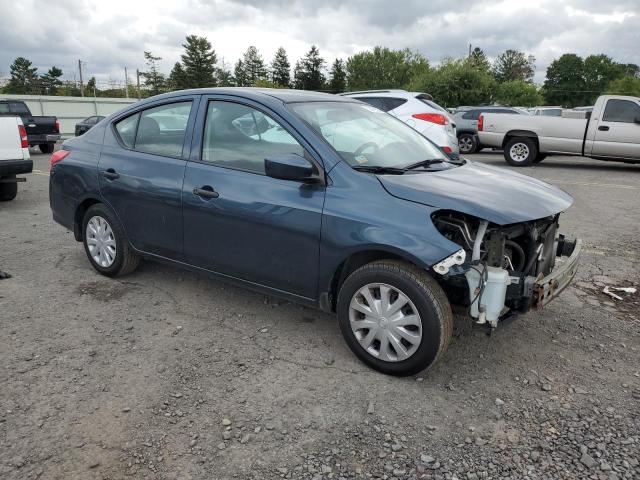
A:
[264,153,318,183]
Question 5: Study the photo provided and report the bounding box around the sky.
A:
[0,0,638,86]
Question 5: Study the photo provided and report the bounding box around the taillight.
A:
[478,114,484,131]
[55,120,60,133]
[50,150,70,171]
[18,124,28,148]
[442,146,453,154]
[412,113,449,125]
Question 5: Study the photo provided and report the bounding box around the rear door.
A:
[590,98,640,159]
[98,95,200,259]
[182,97,325,299]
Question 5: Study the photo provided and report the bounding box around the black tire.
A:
[458,133,478,154]
[0,177,18,201]
[39,143,55,154]
[82,203,140,277]
[336,260,453,376]
[534,153,547,163]
[503,137,538,167]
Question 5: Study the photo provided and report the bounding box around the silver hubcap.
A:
[349,283,422,362]
[86,216,116,267]
[509,142,530,162]
[459,136,474,153]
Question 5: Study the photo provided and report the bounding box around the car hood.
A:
[377,160,573,225]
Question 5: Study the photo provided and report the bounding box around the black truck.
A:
[0,100,61,153]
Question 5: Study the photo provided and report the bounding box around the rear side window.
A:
[0,103,9,113]
[202,101,304,175]
[357,97,388,112]
[462,110,481,120]
[385,98,408,111]
[9,102,30,114]
[135,102,192,156]
[602,99,640,123]
[115,113,140,148]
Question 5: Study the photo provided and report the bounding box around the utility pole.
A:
[124,67,130,99]
[468,44,472,58]
[136,69,141,99]
[78,59,84,97]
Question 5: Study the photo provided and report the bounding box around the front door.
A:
[590,98,640,159]
[182,99,325,299]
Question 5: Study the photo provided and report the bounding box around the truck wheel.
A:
[39,143,55,154]
[458,133,478,154]
[504,137,537,166]
[336,260,453,376]
[0,177,18,201]
[82,204,140,277]
[534,153,547,163]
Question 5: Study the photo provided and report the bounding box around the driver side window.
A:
[202,101,304,174]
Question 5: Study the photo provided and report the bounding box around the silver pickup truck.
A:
[478,95,640,166]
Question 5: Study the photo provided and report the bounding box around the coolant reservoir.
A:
[466,266,509,324]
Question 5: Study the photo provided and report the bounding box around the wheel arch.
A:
[502,130,540,150]
[73,196,106,241]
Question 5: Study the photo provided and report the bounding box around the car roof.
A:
[140,87,352,105]
[341,90,434,101]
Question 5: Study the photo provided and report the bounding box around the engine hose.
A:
[505,240,526,271]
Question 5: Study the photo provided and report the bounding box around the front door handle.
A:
[598,125,609,131]
[102,168,119,180]
[193,186,219,199]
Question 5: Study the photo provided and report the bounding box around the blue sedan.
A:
[49,88,580,376]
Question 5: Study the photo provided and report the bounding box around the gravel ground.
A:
[1,148,639,480]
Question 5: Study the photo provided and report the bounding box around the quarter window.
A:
[202,101,304,174]
[602,99,640,123]
[115,113,140,148]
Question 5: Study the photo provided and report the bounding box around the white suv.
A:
[340,90,459,159]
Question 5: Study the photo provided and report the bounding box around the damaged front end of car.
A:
[430,210,581,328]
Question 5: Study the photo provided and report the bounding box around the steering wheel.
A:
[353,142,379,157]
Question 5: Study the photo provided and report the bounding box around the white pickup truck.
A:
[478,95,640,166]
[0,116,32,201]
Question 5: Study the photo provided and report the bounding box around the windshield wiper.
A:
[352,165,407,175]
[403,159,448,170]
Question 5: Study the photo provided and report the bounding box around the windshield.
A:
[289,101,448,169]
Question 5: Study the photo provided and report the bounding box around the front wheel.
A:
[337,260,453,376]
[458,133,478,154]
[82,204,140,277]
[0,177,18,201]
[39,143,55,154]
[504,137,538,166]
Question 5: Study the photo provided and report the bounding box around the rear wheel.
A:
[337,260,453,376]
[458,133,478,154]
[82,204,140,277]
[0,176,18,201]
[39,143,55,154]
[504,137,537,166]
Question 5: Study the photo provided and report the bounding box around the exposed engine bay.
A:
[431,210,579,328]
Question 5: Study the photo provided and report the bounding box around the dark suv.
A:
[49,88,581,376]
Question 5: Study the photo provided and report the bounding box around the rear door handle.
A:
[102,168,119,180]
[598,125,609,131]
[193,186,219,199]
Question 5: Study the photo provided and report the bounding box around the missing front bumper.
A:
[532,238,582,309]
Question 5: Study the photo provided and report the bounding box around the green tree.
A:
[293,45,325,90]
[410,58,495,107]
[180,35,217,88]
[168,62,187,90]
[543,53,586,107]
[5,57,38,94]
[621,63,639,78]
[271,47,291,87]
[495,80,542,107]
[234,59,248,87]
[583,54,625,104]
[240,46,268,86]
[328,58,347,92]
[346,47,428,90]
[86,77,98,96]
[140,51,166,95]
[469,47,490,72]
[40,66,63,95]
[216,66,234,87]
[493,49,535,83]
[605,76,640,96]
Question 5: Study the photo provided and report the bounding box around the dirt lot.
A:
[1,149,639,480]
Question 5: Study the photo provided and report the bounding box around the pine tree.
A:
[40,66,63,95]
[271,47,291,87]
[5,57,39,94]
[293,45,325,90]
[328,59,346,92]
[241,46,268,86]
[493,49,535,83]
[140,51,166,95]
[468,47,490,72]
[234,59,248,87]
[180,35,217,88]
[168,62,187,90]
